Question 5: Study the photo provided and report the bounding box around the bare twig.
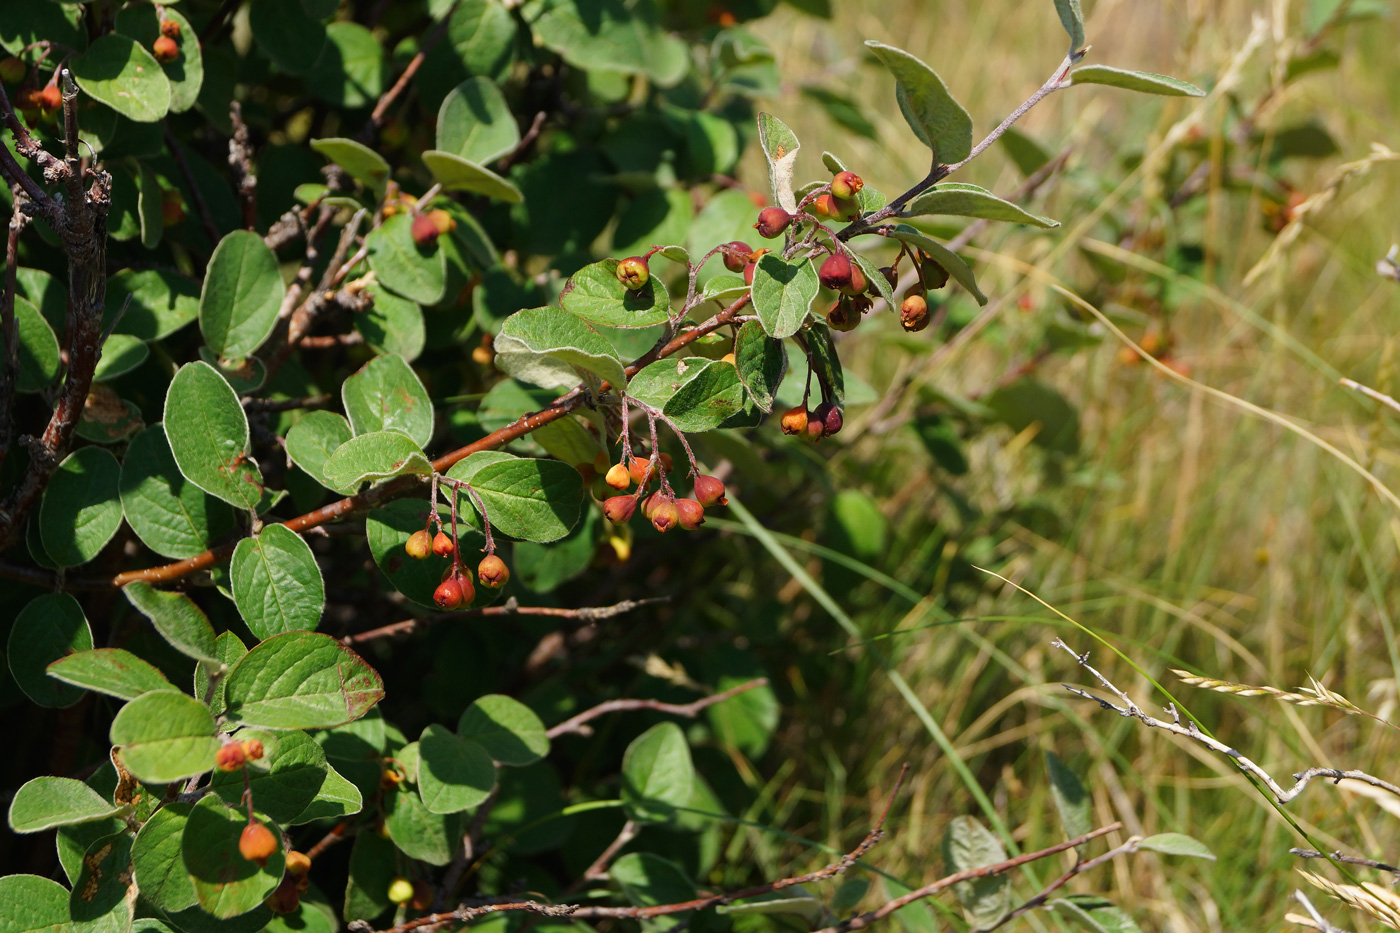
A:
[228,101,257,230]
[1340,377,1400,417]
[1291,849,1400,877]
[351,900,578,933]
[356,0,460,143]
[0,198,28,470]
[547,677,769,740]
[1288,889,1354,933]
[581,819,639,881]
[341,596,670,645]
[1054,640,1400,804]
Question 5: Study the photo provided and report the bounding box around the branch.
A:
[546,677,769,740]
[1291,849,1400,878]
[341,596,669,645]
[0,197,27,471]
[1054,639,1400,804]
[944,52,1079,176]
[356,0,459,143]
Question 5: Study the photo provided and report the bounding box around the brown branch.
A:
[352,900,578,933]
[228,101,257,231]
[304,819,355,861]
[164,124,220,245]
[546,676,769,740]
[355,0,460,143]
[341,596,669,645]
[297,332,365,349]
[0,198,28,471]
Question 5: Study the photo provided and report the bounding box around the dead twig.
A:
[546,676,769,740]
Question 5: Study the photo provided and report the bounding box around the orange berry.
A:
[214,744,247,772]
[431,531,454,558]
[477,555,509,589]
[242,739,265,762]
[152,36,179,63]
[160,18,182,39]
[239,822,278,866]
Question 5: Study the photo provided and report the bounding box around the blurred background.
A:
[685,1,1400,929]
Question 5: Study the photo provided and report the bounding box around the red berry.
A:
[815,402,843,437]
[743,261,756,286]
[900,293,930,332]
[265,875,300,914]
[0,57,24,85]
[405,529,433,559]
[477,554,509,589]
[411,214,440,248]
[152,36,179,63]
[721,241,751,273]
[603,496,637,524]
[693,475,727,508]
[616,256,650,290]
[215,744,247,772]
[37,84,61,112]
[160,19,182,40]
[843,262,867,296]
[649,496,679,533]
[431,532,454,558]
[827,299,859,333]
[676,498,706,530]
[818,253,853,291]
[239,822,278,866]
[754,207,792,239]
[831,171,864,200]
[779,406,809,436]
[433,577,465,609]
[627,456,655,486]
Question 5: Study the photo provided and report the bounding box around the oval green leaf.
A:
[38,446,123,567]
[365,213,448,305]
[628,357,746,433]
[457,695,549,766]
[8,777,122,834]
[864,41,973,162]
[305,21,383,108]
[110,690,219,783]
[621,722,694,823]
[248,0,326,77]
[47,648,177,702]
[446,453,583,543]
[341,353,435,447]
[123,581,219,663]
[750,253,817,339]
[560,259,672,329]
[1137,833,1216,860]
[309,137,390,190]
[417,724,495,814]
[420,150,523,202]
[437,76,519,164]
[69,831,135,930]
[1071,64,1205,96]
[285,411,358,495]
[1,296,60,392]
[889,225,988,305]
[210,731,330,824]
[182,796,284,919]
[905,182,1059,228]
[223,632,385,730]
[120,424,234,559]
[321,431,432,488]
[163,361,265,510]
[132,803,198,914]
[200,230,286,360]
[71,34,172,122]
[114,4,202,112]
[494,306,629,391]
[230,524,325,640]
[108,268,201,341]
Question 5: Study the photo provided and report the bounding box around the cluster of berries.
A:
[214,737,265,772]
[152,18,181,62]
[780,403,843,441]
[403,527,510,609]
[601,455,727,533]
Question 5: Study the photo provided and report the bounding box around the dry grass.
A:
[741,1,1400,930]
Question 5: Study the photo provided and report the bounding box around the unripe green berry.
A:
[754,207,792,239]
[616,256,650,290]
[388,878,415,905]
[831,171,864,200]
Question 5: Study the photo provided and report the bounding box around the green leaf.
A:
[248,0,326,76]
[107,269,200,341]
[132,804,198,914]
[700,273,749,304]
[1070,64,1206,97]
[8,777,122,833]
[756,112,800,212]
[751,253,818,339]
[110,691,218,783]
[69,831,135,931]
[494,306,629,390]
[1050,895,1143,933]
[1000,126,1053,177]
[1136,833,1216,860]
[114,5,201,114]
[163,362,265,510]
[717,895,822,924]
[1054,0,1086,54]
[417,724,495,814]
[560,259,672,329]
[343,831,396,921]
[183,796,285,919]
[889,226,988,305]
[322,432,433,488]
[71,34,172,122]
[231,524,325,640]
[123,581,219,663]
[76,388,144,447]
[199,230,286,360]
[420,150,523,202]
[905,182,1059,227]
[223,632,385,730]
[309,138,390,190]
[364,499,483,611]
[92,333,149,382]
[0,296,59,392]
[611,853,698,925]
[366,213,448,305]
[628,358,746,433]
[355,289,425,362]
[703,647,778,757]
[46,648,176,702]
[341,353,435,448]
[288,759,363,824]
[437,77,520,164]
[285,411,358,495]
[985,379,1080,454]
[305,21,383,108]
[382,783,456,865]
[621,722,694,823]
[1046,752,1091,840]
[801,85,878,139]
[733,322,784,413]
[526,0,688,87]
[447,453,584,543]
[864,41,973,162]
[801,320,845,408]
[195,632,248,718]
[211,731,331,823]
[942,816,1010,929]
[457,695,549,766]
[8,593,94,708]
[38,446,123,567]
[0,875,70,933]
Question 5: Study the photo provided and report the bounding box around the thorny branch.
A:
[546,676,769,739]
[1053,639,1400,804]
